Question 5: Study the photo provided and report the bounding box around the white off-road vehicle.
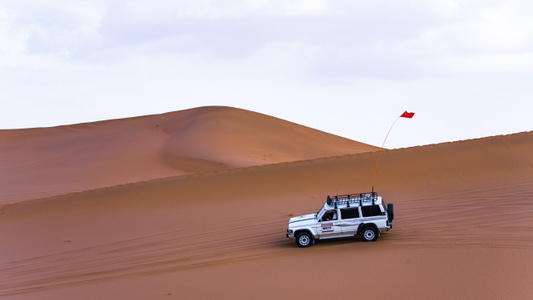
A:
[286,192,394,247]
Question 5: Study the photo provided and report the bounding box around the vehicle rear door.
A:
[340,207,361,234]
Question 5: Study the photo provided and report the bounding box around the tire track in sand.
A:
[0,215,294,295]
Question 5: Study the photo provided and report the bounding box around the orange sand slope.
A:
[0,106,377,204]
[0,110,532,299]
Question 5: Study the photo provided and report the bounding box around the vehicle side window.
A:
[361,205,383,217]
[321,210,338,221]
[340,208,359,219]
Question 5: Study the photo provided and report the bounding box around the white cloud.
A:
[282,0,328,16]
[417,1,533,51]
[2,1,106,53]
[430,0,460,18]
[434,52,533,73]
[468,2,533,49]
[0,9,28,54]
[117,0,328,21]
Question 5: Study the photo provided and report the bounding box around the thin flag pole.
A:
[372,111,414,193]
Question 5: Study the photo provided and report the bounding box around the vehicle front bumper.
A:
[286,229,294,238]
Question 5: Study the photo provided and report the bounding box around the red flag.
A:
[400,111,415,118]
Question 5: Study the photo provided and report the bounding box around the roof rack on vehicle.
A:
[326,192,378,208]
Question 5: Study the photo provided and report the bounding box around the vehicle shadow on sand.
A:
[273,232,395,250]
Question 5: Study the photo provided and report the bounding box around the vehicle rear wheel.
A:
[295,232,313,247]
[361,226,378,242]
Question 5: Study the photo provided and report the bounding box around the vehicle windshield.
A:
[316,206,325,218]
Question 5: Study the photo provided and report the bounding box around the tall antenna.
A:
[372,111,415,193]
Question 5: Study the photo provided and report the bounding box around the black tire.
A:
[387,203,394,221]
[361,226,379,242]
[295,232,314,248]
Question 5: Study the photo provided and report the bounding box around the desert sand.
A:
[0,106,377,205]
[1,106,532,299]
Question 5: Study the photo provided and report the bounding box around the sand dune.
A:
[0,106,377,204]
[0,108,532,299]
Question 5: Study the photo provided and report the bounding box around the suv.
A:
[286,192,394,247]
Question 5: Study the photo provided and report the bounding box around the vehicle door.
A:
[317,209,342,237]
[339,207,361,235]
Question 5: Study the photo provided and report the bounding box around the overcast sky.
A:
[1,0,532,148]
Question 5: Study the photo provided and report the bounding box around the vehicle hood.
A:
[289,213,316,225]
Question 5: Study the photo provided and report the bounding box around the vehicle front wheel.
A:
[295,232,314,247]
[361,226,378,242]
